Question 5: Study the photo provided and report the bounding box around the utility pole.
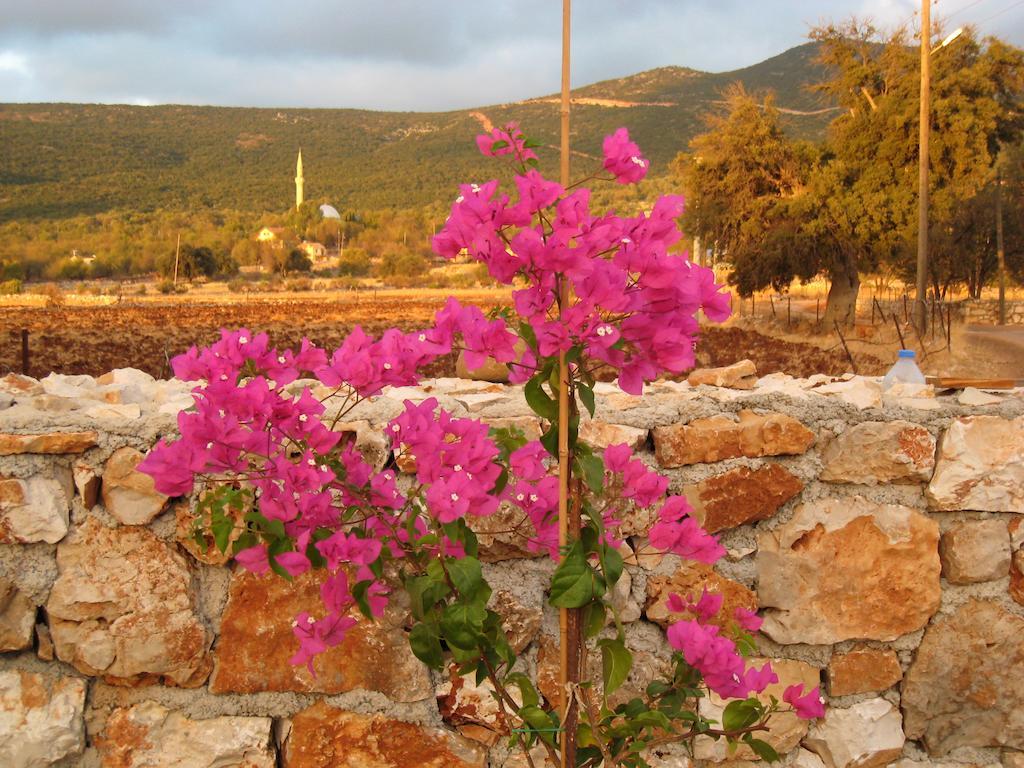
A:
[173,232,181,286]
[997,168,1006,325]
[914,0,931,334]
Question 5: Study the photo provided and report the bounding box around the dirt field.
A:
[0,290,885,381]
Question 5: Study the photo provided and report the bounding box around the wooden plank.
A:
[928,377,1021,390]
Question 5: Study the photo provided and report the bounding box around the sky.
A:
[1,0,1022,111]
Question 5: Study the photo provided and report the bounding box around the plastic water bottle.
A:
[882,349,926,391]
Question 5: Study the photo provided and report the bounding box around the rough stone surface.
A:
[471,504,544,562]
[0,431,97,455]
[653,410,815,467]
[927,415,1024,512]
[95,701,275,768]
[0,373,43,397]
[757,497,941,644]
[0,670,86,768]
[334,419,389,471]
[211,569,430,701]
[827,646,903,696]
[820,421,936,485]
[902,599,1024,754]
[804,698,905,768]
[1004,751,1024,768]
[0,578,35,651]
[436,665,518,735]
[0,473,71,544]
[46,516,211,687]
[73,462,100,508]
[579,419,648,450]
[492,589,541,654]
[939,519,1012,584]
[284,702,487,767]
[646,561,757,631]
[684,464,804,533]
[456,350,511,383]
[688,359,758,389]
[696,658,820,761]
[101,446,169,525]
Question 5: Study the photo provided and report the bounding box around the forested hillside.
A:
[0,43,834,222]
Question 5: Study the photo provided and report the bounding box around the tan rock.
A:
[0,431,97,455]
[646,561,758,631]
[0,670,86,768]
[820,421,935,485]
[95,701,275,768]
[0,474,71,544]
[72,462,100,508]
[756,497,941,644]
[1004,751,1024,768]
[804,698,905,768]
[827,647,902,696]
[1012,543,1024,607]
[696,658,820,761]
[0,579,35,652]
[536,634,669,711]
[622,536,665,570]
[334,420,389,471]
[436,665,519,733]
[456,350,511,383]
[927,416,1024,512]
[684,464,803,533]
[283,702,486,767]
[101,447,169,525]
[210,569,430,701]
[903,599,1024,754]
[580,420,648,450]
[492,589,541,654]
[0,373,42,396]
[481,416,542,442]
[653,410,814,467]
[46,517,211,687]
[471,504,545,562]
[35,622,54,661]
[688,359,758,389]
[939,520,1011,584]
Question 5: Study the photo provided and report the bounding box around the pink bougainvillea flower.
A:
[602,128,649,184]
[784,684,827,720]
[734,606,763,632]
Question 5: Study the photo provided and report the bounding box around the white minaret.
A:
[295,149,304,210]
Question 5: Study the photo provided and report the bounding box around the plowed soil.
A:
[0,293,882,380]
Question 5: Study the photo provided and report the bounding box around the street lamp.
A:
[915,2,965,332]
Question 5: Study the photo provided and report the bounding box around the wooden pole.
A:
[20,329,29,376]
[173,232,181,286]
[997,169,1006,325]
[915,0,931,333]
[557,2,579,765]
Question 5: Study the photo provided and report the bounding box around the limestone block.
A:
[684,464,803,533]
[46,517,211,687]
[0,579,35,652]
[0,473,71,544]
[480,416,542,442]
[902,599,1024,754]
[333,420,389,471]
[827,647,902,696]
[95,701,275,768]
[688,359,758,389]
[0,373,43,397]
[1011,519,1024,606]
[927,416,1024,512]
[0,431,97,455]
[210,569,430,701]
[101,446,169,525]
[696,658,820,761]
[803,698,905,768]
[471,504,545,562]
[820,421,935,485]
[492,589,541,654]
[939,520,1011,584]
[756,497,940,644]
[283,702,487,767]
[813,378,883,411]
[0,670,86,768]
[436,665,520,733]
[456,350,511,383]
[646,561,757,631]
[579,420,648,450]
[72,462,100,509]
[653,410,814,467]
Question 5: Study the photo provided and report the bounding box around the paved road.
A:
[960,324,1024,379]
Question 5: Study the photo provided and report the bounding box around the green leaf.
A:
[409,622,444,669]
[518,705,558,746]
[445,557,483,600]
[518,322,538,352]
[523,137,541,149]
[245,510,286,541]
[578,382,596,418]
[599,637,633,696]
[210,507,233,554]
[645,680,671,698]
[525,375,558,421]
[722,698,761,732]
[602,544,624,587]
[490,139,509,150]
[578,452,605,494]
[440,602,487,650]
[549,542,605,608]
[351,579,375,620]
[540,423,559,458]
[505,672,539,708]
[744,738,780,762]
[583,601,607,638]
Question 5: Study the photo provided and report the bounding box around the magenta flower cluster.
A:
[138,123,823,724]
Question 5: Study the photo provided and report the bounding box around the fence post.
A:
[20,329,29,377]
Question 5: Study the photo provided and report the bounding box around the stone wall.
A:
[954,299,1024,325]
[1,366,1023,768]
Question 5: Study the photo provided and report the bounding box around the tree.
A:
[275,248,312,275]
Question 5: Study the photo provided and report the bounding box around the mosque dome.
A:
[319,204,341,219]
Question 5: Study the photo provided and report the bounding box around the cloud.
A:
[0,0,1020,109]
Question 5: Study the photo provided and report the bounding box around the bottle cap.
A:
[897,349,916,359]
